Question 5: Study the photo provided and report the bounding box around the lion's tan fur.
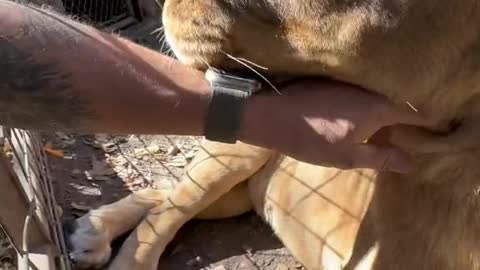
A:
[68,1,480,269]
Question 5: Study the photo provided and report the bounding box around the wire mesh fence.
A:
[0,128,71,270]
[62,0,132,27]
[0,1,159,269]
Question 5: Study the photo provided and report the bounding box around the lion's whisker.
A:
[150,26,164,35]
[200,58,213,70]
[222,52,281,95]
[154,0,163,9]
[235,57,269,70]
[406,101,419,112]
[159,35,168,53]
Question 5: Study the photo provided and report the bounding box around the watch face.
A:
[206,68,262,94]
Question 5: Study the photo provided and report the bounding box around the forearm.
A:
[0,0,210,135]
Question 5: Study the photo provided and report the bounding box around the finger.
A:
[349,144,415,174]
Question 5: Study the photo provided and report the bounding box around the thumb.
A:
[350,144,415,174]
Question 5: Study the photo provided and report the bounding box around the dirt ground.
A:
[42,18,304,270]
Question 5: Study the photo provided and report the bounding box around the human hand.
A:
[239,78,435,173]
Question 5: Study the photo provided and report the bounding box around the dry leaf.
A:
[55,131,76,146]
[134,145,161,156]
[95,134,110,142]
[123,177,145,188]
[2,141,11,154]
[55,131,71,140]
[91,175,112,181]
[85,155,116,181]
[101,142,117,153]
[63,153,76,159]
[56,204,63,217]
[44,147,64,159]
[165,158,188,167]
[185,151,196,160]
[69,183,102,196]
[82,135,111,149]
[2,142,13,161]
[71,202,91,212]
[186,256,202,267]
[71,169,82,178]
[81,137,96,147]
[166,145,180,156]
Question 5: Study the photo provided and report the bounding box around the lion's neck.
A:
[371,170,480,269]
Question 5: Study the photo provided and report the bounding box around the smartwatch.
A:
[204,68,263,143]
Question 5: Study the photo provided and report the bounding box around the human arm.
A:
[0,0,212,135]
[240,79,435,173]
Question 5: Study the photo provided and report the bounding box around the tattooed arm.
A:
[0,0,213,135]
[0,0,434,172]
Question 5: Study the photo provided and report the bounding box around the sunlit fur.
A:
[69,1,480,269]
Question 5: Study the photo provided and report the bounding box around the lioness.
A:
[68,1,480,270]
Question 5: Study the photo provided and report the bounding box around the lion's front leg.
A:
[67,188,168,269]
[107,140,272,270]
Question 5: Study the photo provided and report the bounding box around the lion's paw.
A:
[66,213,112,269]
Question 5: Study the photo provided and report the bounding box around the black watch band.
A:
[204,68,262,144]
